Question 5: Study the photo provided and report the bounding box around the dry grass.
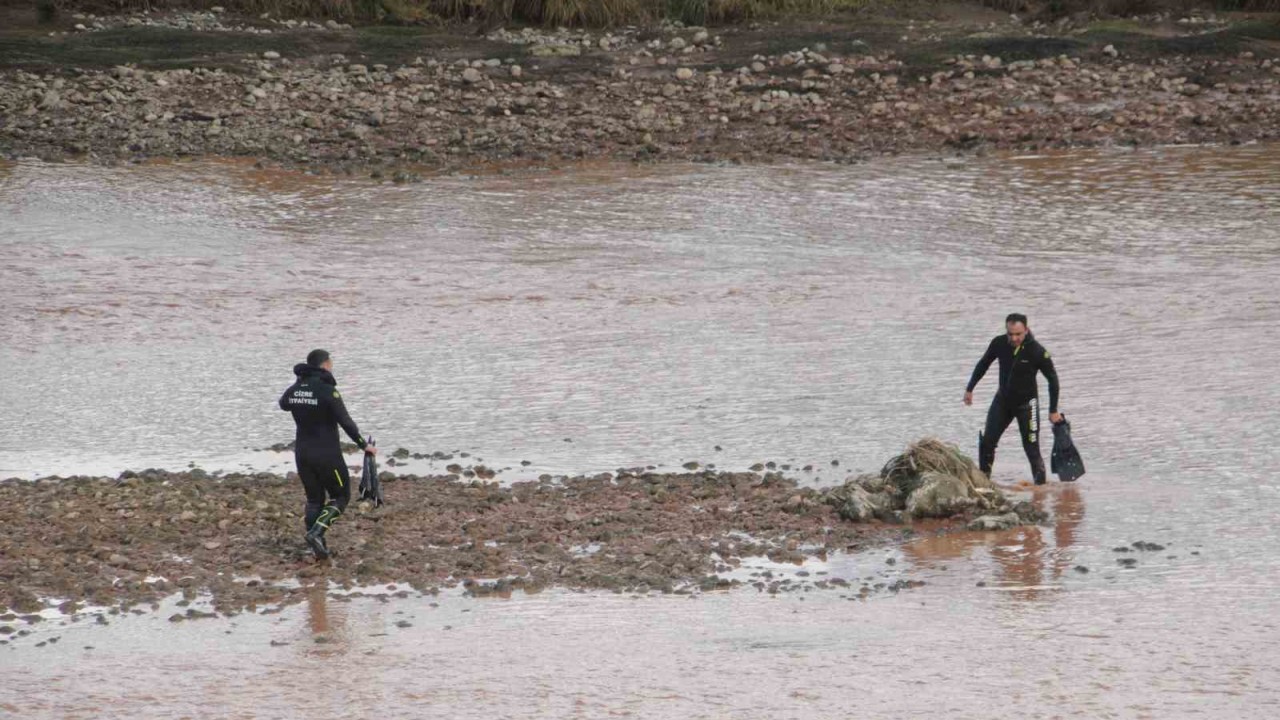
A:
[16,0,1280,29]
[880,437,995,493]
[979,0,1280,16]
[22,0,872,24]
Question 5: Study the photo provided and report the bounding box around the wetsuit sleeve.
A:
[966,338,999,392]
[1040,349,1060,413]
[327,390,367,449]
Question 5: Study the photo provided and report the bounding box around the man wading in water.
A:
[964,314,1062,485]
[279,349,376,559]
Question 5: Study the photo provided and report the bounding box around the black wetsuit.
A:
[279,364,367,530]
[966,333,1060,484]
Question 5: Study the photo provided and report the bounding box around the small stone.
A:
[263,51,281,60]
[462,68,483,84]
[510,65,522,78]
[675,67,694,81]
[203,541,221,550]
[1103,44,1118,58]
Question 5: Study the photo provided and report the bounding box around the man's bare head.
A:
[1005,313,1028,347]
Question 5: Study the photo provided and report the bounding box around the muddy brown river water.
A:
[2,146,1280,718]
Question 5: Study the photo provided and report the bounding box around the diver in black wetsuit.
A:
[964,314,1063,485]
[279,349,376,559]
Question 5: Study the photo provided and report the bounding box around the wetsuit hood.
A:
[293,363,337,386]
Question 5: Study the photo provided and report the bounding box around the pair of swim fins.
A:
[1050,417,1086,482]
[359,437,385,507]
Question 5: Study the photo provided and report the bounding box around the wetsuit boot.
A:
[1030,457,1048,486]
[305,505,341,559]
[978,432,996,478]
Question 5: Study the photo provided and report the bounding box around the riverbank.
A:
[2,5,1279,173]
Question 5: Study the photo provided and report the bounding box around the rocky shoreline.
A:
[3,9,1279,173]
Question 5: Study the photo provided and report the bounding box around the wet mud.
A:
[0,468,971,619]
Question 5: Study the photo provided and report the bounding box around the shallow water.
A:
[3,146,1280,717]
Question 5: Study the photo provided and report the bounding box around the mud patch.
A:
[0,467,962,617]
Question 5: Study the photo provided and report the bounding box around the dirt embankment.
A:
[2,6,1279,173]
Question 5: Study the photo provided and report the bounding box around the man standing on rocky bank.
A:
[279,349,376,559]
[964,314,1062,485]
